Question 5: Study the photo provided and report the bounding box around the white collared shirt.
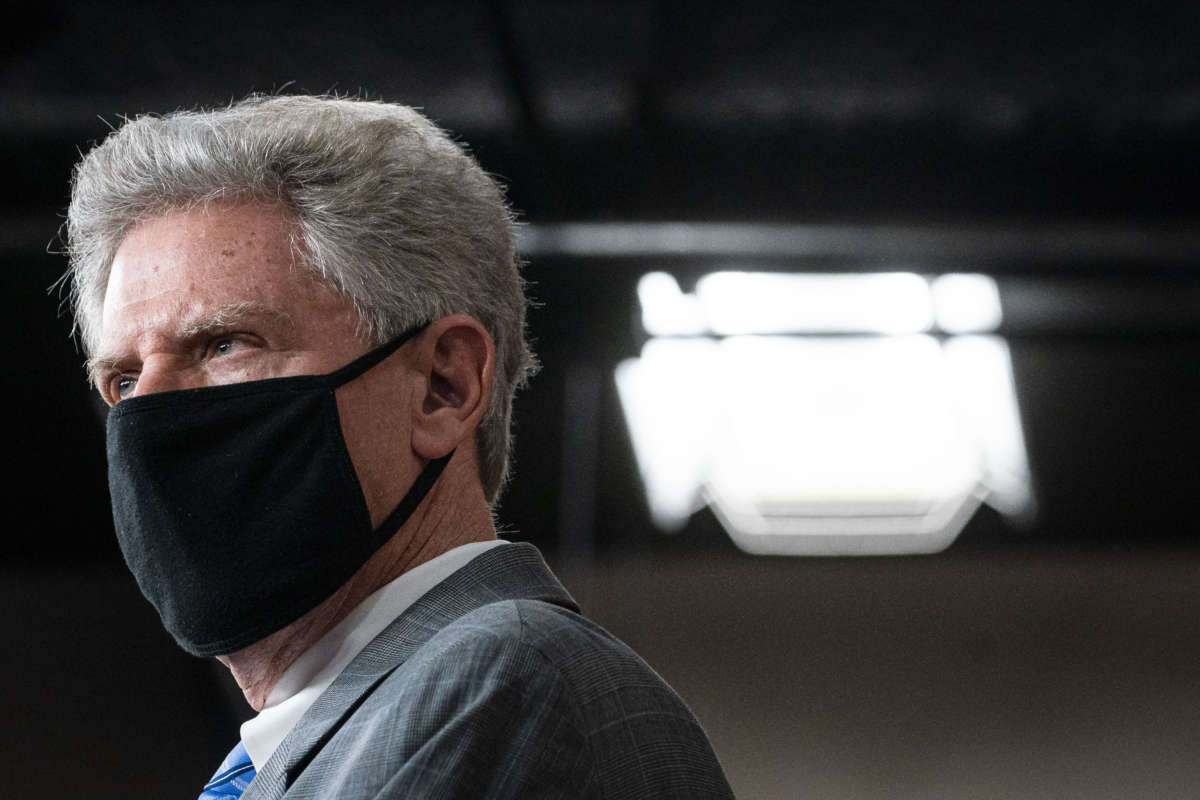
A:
[239,539,509,770]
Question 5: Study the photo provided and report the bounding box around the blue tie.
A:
[199,740,257,799]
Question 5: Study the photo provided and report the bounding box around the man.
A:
[65,95,733,799]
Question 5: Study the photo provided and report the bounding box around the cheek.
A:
[335,366,417,528]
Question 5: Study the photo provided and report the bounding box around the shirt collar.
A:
[239,539,508,770]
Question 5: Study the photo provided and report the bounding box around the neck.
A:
[217,460,496,710]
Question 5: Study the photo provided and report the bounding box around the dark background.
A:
[3,2,1199,797]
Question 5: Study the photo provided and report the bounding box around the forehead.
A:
[105,202,296,307]
[98,202,345,351]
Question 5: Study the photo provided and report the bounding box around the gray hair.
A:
[65,94,536,503]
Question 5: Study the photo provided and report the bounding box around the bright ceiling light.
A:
[695,271,934,335]
[703,335,984,555]
[932,273,1003,333]
[941,335,1035,523]
[636,272,708,336]
[617,269,1034,555]
[614,338,718,530]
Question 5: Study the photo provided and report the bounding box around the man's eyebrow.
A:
[85,301,295,385]
[175,301,295,339]
[84,353,123,386]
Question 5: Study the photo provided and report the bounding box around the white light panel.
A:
[696,271,935,335]
[637,272,708,336]
[932,273,1004,333]
[617,270,1034,555]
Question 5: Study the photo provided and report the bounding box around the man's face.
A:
[94,202,422,527]
[93,202,369,404]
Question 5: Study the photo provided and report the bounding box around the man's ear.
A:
[410,314,494,459]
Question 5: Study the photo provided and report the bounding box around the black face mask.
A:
[106,323,450,657]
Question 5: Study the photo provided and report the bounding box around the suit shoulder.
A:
[398,597,718,733]
[431,598,667,696]
[418,599,734,798]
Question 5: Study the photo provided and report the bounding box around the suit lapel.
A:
[243,542,577,800]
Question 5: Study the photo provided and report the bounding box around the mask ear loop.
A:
[326,322,429,388]
[371,450,454,537]
[324,321,453,537]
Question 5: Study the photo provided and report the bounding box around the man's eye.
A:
[115,376,137,400]
[211,338,239,357]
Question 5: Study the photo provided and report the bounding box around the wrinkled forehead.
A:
[94,203,329,352]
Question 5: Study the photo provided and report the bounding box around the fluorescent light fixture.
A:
[932,273,1003,333]
[635,271,937,336]
[618,269,1035,555]
[636,272,708,336]
[614,338,718,530]
[703,335,984,555]
[695,271,935,335]
[942,335,1035,523]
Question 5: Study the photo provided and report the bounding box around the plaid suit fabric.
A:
[243,543,732,799]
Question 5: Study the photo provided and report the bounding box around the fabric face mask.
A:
[106,322,450,657]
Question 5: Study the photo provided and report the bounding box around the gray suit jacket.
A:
[242,543,733,799]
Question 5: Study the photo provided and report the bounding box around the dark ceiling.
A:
[6,0,1200,228]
